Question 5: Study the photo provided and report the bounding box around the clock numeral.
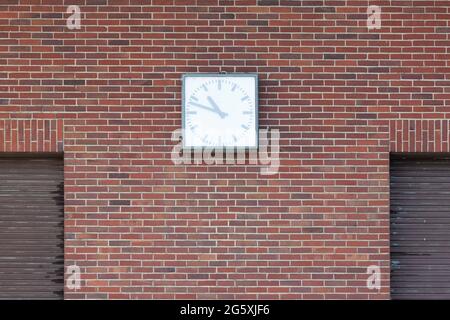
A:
[241,96,249,102]
[242,111,252,115]
[218,80,221,90]
[190,96,199,101]
[232,84,237,92]
[202,84,208,92]
[241,125,249,130]
[187,111,197,115]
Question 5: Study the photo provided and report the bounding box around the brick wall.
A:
[0,0,449,299]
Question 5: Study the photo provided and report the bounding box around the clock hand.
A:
[190,101,228,119]
[206,96,228,118]
[189,102,222,115]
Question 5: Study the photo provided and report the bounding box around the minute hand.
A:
[190,102,223,115]
[207,96,228,118]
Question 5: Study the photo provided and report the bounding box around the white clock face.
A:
[183,75,258,148]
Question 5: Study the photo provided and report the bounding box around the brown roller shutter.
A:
[391,154,450,299]
[0,156,64,300]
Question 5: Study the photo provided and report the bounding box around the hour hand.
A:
[206,96,228,119]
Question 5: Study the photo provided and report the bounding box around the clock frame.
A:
[181,73,259,150]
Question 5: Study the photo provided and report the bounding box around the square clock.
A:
[182,73,258,149]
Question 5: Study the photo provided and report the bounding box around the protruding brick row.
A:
[0,119,62,153]
[390,120,450,153]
